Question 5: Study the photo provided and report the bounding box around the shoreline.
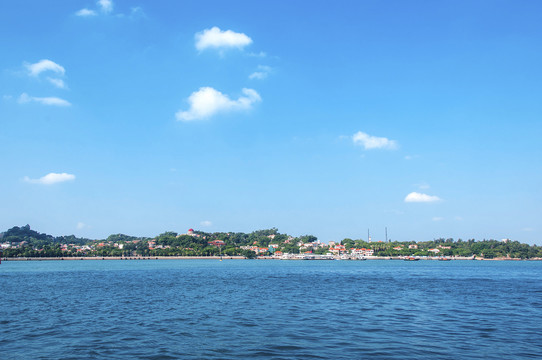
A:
[2,256,541,261]
[1,256,246,261]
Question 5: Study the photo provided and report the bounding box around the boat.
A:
[404,256,419,261]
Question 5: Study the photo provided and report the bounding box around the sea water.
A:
[1,259,541,359]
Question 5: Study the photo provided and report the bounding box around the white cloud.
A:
[200,220,212,227]
[249,65,272,80]
[26,59,65,77]
[25,60,68,89]
[432,217,444,221]
[47,77,66,89]
[24,172,76,185]
[18,93,71,107]
[195,27,252,51]
[98,0,113,14]
[176,87,261,121]
[76,1,115,17]
[76,8,97,16]
[404,192,441,203]
[76,222,89,230]
[353,131,398,150]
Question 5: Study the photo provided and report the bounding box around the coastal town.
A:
[1,225,541,260]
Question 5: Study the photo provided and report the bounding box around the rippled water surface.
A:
[1,259,542,359]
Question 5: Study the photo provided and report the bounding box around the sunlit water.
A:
[1,259,541,359]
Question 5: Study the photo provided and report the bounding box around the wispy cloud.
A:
[18,93,71,107]
[247,51,267,58]
[432,216,444,221]
[75,8,97,17]
[416,182,430,190]
[76,0,115,17]
[249,65,272,80]
[122,6,146,20]
[405,192,441,203]
[98,0,113,14]
[353,131,398,150]
[47,77,67,89]
[195,27,252,52]
[77,222,89,230]
[176,87,261,121]
[24,172,75,185]
[24,59,67,90]
[26,59,65,77]
[200,220,212,227]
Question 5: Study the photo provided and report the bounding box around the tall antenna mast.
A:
[385,227,388,242]
[368,228,370,243]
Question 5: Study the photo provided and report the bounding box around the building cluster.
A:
[237,243,376,258]
[240,245,272,254]
[328,245,374,256]
[176,229,204,238]
[61,244,92,253]
[1,240,139,253]
[148,241,172,250]
[299,241,327,250]
[1,241,27,249]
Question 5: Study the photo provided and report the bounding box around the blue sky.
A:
[1,0,541,244]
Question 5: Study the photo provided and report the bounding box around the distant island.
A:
[1,225,541,260]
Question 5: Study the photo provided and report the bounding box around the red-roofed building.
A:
[330,245,346,254]
[208,240,225,247]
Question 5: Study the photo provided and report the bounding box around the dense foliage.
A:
[339,237,542,259]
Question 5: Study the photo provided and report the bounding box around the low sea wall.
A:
[3,255,540,261]
[1,256,247,261]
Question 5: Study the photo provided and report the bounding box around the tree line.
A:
[1,225,541,259]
